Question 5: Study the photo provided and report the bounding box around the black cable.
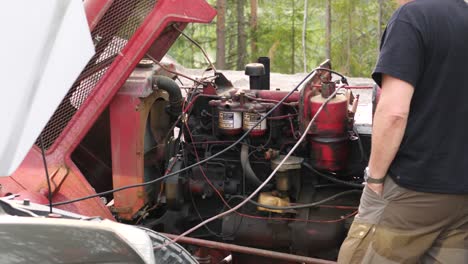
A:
[229,190,362,210]
[188,177,228,238]
[39,136,53,213]
[314,183,342,189]
[52,67,347,207]
[303,162,364,189]
[353,125,368,163]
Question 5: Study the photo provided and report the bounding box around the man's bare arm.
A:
[367,74,414,193]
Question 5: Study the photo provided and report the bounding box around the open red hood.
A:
[0,0,216,218]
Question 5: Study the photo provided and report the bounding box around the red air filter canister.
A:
[309,94,348,137]
[309,137,349,172]
[309,82,349,171]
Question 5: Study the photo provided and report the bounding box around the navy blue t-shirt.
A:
[372,0,468,193]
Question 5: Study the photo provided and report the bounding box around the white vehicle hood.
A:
[0,0,94,175]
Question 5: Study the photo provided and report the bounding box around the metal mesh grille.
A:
[37,0,157,150]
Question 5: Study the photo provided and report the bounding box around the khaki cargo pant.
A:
[338,176,468,264]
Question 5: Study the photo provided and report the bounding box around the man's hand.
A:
[367,182,384,196]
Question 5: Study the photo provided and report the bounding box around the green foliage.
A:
[167,0,396,77]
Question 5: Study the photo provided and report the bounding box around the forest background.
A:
[168,0,397,77]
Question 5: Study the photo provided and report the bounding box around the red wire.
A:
[288,116,298,140]
[267,114,298,120]
[183,94,220,113]
[312,85,373,90]
[237,210,358,223]
[184,122,355,224]
[312,205,358,210]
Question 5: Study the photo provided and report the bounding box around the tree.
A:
[216,0,227,69]
[291,0,296,73]
[302,0,308,72]
[250,0,258,60]
[167,0,397,77]
[346,0,353,73]
[236,0,247,70]
[378,0,383,53]
[325,0,331,60]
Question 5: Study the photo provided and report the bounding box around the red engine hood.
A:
[0,0,216,219]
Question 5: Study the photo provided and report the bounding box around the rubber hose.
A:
[230,189,362,210]
[240,144,262,187]
[303,162,364,189]
[152,75,182,117]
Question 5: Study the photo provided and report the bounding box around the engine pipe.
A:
[302,162,364,189]
[240,144,262,187]
[161,233,336,264]
[152,75,183,117]
[258,57,270,90]
[245,63,265,90]
[255,90,300,102]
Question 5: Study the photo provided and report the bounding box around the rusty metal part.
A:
[321,82,336,98]
[161,233,336,264]
[271,155,303,172]
[257,192,290,213]
[275,173,290,193]
[271,155,303,193]
[194,247,212,264]
[242,101,268,137]
[264,149,280,160]
[110,70,171,219]
[210,99,243,136]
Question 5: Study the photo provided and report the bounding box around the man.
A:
[338,0,468,263]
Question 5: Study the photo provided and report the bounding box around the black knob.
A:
[245,63,265,90]
[245,63,265,77]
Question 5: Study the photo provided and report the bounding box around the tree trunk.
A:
[347,2,352,74]
[291,0,296,74]
[377,0,383,54]
[236,0,247,70]
[302,0,308,72]
[216,0,227,69]
[250,0,258,60]
[325,0,331,60]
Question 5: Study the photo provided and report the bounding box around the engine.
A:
[132,58,367,261]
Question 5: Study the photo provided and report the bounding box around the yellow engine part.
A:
[257,192,290,214]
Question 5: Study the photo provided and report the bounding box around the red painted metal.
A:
[109,94,146,219]
[255,90,300,102]
[309,94,349,171]
[309,95,348,137]
[312,85,373,89]
[0,0,216,219]
[109,63,160,220]
[84,0,114,30]
[310,138,349,172]
[299,62,331,134]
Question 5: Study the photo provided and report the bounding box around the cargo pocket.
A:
[356,185,388,224]
[338,221,375,264]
